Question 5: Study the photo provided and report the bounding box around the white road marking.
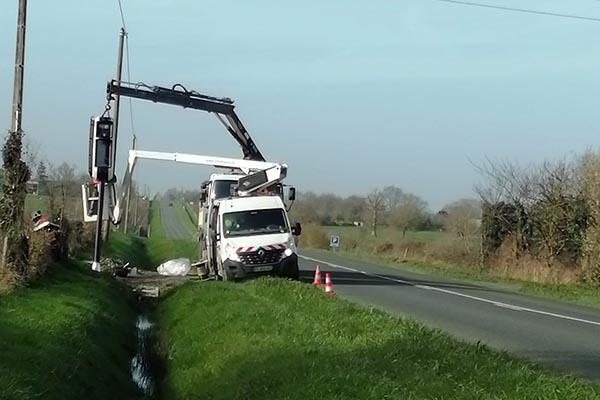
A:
[300,255,600,328]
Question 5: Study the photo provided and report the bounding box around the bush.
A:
[299,223,329,249]
[28,230,54,280]
[425,236,480,268]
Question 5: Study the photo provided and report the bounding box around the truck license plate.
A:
[254,265,273,272]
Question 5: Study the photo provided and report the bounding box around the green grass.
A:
[182,201,198,227]
[174,201,198,238]
[323,225,446,244]
[103,200,197,269]
[105,229,152,267]
[520,281,600,309]
[0,261,140,400]
[24,193,48,216]
[156,278,600,400]
[147,200,197,266]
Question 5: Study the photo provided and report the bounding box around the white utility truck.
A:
[208,192,300,281]
[83,150,301,280]
[198,167,300,281]
[84,80,301,278]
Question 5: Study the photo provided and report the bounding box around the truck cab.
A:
[215,195,300,281]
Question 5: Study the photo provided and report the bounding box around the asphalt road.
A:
[298,249,600,380]
[160,202,196,240]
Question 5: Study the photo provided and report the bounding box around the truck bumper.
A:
[223,254,299,280]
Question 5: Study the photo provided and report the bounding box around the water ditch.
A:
[131,300,163,399]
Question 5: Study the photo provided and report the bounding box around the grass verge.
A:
[105,229,152,267]
[156,278,600,400]
[0,260,140,400]
[181,201,198,228]
[147,200,197,266]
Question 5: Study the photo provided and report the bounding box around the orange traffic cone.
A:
[312,264,323,285]
[325,272,336,296]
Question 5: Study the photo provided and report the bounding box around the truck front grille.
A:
[239,248,283,265]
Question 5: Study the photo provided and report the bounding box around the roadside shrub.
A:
[375,242,394,254]
[28,230,54,280]
[390,240,427,262]
[65,220,94,257]
[299,223,329,249]
[581,151,600,283]
[425,236,480,268]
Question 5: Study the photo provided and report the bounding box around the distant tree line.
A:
[291,186,481,238]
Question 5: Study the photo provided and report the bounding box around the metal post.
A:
[92,182,106,272]
[103,28,126,242]
[11,0,27,134]
[123,134,136,234]
[113,28,125,162]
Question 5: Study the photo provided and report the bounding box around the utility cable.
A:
[116,0,136,138]
[125,36,136,136]
[117,0,127,32]
[433,0,600,22]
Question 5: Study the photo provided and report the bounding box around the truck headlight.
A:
[284,248,293,257]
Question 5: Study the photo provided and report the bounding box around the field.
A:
[323,225,446,244]
[156,277,600,400]
[0,261,140,400]
[24,193,48,216]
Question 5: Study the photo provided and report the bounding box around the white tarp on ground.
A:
[156,258,191,276]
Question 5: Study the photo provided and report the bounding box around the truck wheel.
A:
[283,264,300,281]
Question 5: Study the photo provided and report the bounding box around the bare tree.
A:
[47,163,80,221]
[366,189,385,237]
[442,199,481,238]
[22,137,41,175]
[381,186,404,213]
[475,157,587,267]
[341,195,366,223]
[390,193,427,237]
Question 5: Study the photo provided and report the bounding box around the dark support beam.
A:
[106,80,265,161]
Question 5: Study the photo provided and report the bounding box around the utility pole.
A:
[113,27,126,160]
[123,134,136,234]
[102,27,126,242]
[11,0,27,135]
[1,0,29,277]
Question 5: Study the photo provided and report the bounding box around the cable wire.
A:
[125,36,135,136]
[117,0,127,31]
[116,0,136,137]
[434,0,600,22]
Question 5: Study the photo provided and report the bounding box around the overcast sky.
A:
[1,1,599,210]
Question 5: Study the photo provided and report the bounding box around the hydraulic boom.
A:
[107,80,265,161]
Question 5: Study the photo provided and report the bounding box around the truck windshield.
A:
[223,209,289,237]
[213,180,237,199]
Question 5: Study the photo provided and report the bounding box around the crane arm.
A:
[106,80,265,161]
[82,149,288,224]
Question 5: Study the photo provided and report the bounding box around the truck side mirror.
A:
[288,187,296,201]
[291,222,302,236]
